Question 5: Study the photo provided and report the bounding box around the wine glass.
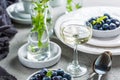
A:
[60,19,92,77]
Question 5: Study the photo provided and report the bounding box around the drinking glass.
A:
[60,19,92,77]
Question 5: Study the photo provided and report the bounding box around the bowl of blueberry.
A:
[87,13,120,38]
[27,68,72,80]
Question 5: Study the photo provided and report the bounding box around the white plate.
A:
[18,41,61,68]
[54,6,120,55]
[6,2,32,24]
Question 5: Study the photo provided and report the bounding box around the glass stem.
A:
[72,44,79,66]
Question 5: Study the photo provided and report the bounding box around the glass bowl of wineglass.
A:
[60,19,92,77]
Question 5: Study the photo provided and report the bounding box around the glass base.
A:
[67,63,87,78]
[27,51,50,61]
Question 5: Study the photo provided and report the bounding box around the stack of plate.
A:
[54,6,120,55]
[6,2,31,24]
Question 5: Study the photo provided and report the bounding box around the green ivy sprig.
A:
[31,0,49,47]
[67,0,82,12]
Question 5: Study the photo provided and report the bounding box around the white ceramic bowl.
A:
[18,41,61,68]
[92,15,120,38]
[27,69,73,80]
[93,26,120,38]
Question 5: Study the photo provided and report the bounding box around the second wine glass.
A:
[60,19,92,77]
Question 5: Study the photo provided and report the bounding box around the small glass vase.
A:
[27,2,51,61]
[27,31,50,61]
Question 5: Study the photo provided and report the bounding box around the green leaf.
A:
[67,5,73,12]
[75,3,82,9]
[67,0,72,4]
[46,70,52,78]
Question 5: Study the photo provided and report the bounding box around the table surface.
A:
[1,1,120,80]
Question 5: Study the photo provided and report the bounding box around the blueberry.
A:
[111,19,117,23]
[56,69,64,76]
[43,76,51,80]
[30,76,38,80]
[93,25,99,30]
[63,73,72,80]
[93,23,101,29]
[88,17,96,23]
[109,23,116,30]
[52,70,58,77]
[102,23,109,30]
[105,19,111,25]
[63,78,68,80]
[115,21,120,27]
[38,71,45,78]
[104,13,111,19]
[41,68,48,74]
[35,73,42,80]
[52,76,62,80]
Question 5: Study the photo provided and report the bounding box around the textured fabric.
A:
[0,66,17,80]
[0,0,17,61]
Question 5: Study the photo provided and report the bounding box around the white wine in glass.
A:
[60,20,92,77]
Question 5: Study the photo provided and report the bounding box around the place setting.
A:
[1,0,120,80]
[15,1,120,80]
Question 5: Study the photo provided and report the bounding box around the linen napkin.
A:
[0,66,17,80]
[0,0,18,60]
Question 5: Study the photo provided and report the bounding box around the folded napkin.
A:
[0,66,17,80]
[0,0,18,60]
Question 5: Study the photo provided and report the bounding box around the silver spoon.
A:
[88,51,112,80]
